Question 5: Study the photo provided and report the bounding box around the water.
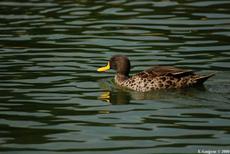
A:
[0,0,230,153]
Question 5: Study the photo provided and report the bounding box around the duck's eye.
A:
[109,60,116,69]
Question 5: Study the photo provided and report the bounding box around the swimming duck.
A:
[97,55,214,92]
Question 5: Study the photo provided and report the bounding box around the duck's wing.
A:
[136,66,195,78]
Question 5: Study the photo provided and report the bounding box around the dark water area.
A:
[0,0,230,153]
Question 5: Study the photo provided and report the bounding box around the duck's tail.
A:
[196,73,215,84]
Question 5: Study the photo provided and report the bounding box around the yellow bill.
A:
[97,62,110,72]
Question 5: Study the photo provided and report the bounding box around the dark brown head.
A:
[97,55,131,77]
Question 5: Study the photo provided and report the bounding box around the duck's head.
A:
[97,55,131,76]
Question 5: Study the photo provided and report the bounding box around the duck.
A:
[97,55,214,92]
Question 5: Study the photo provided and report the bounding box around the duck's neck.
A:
[115,73,129,84]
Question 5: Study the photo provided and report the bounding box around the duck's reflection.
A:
[99,86,207,105]
[99,91,131,104]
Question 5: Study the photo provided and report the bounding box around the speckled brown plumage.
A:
[98,55,214,92]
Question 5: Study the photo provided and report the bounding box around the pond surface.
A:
[0,0,230,153]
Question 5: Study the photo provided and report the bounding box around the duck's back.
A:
[119,66,214,92]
